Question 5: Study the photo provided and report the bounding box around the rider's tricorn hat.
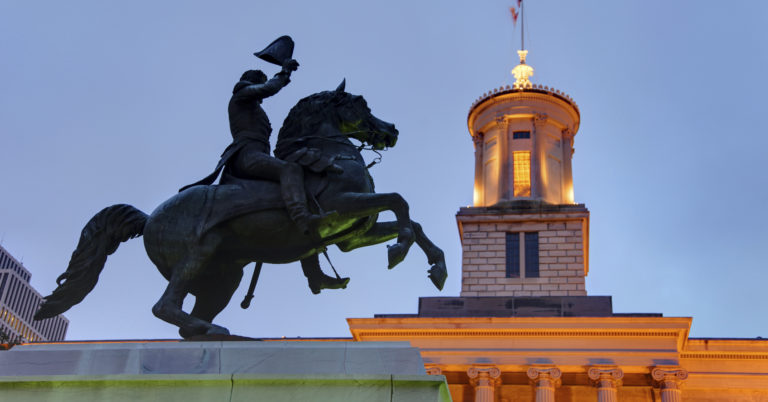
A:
[254,35,294,66]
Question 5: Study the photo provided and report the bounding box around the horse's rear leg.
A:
[152,258,229,338]
[183,268,244,338]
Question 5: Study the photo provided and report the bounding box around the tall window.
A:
[505,233,521,278]
[505,232,539,278]
[524,232,539,278]
[513,151,531,197]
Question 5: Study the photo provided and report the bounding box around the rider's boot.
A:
[301,255,350,295]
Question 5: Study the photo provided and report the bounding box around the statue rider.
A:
[181,36,347,294]
[180,39,333,235]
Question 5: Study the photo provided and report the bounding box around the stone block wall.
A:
[456,206,589,297]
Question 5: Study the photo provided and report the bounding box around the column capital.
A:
[533,112,549,127]
[425,366,442,376]
[527,366,562,386]
[651,366,688,388]
[495,114,509,128]
[468,366,502,402]
[588,366,624,387]
[561,127,574,139]
[473,132,485,146]
[467,366,501,386]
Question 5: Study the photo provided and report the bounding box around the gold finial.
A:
[511,50,534,89]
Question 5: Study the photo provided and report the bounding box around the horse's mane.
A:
[275,90,349,159]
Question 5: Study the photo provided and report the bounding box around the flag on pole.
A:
[510,6,519,26]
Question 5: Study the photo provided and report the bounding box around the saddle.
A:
[190,170,330,237]
[182,145,342,236]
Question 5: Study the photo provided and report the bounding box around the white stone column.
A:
[473,132,485,206]
[531,112,548,200]
[651,367,688,402]
[560,127,575,204]
[587,367,623,402]
[468,366,501,402]
[527,366,561,402]
[496,116,511,201]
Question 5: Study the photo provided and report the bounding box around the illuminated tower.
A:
[458,51,589,297]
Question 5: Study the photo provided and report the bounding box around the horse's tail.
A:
[34,204,148,320]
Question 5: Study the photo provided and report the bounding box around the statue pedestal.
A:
[0,340,451,402]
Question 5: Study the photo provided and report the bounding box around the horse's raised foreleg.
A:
[336,221,398,252]
[336,220,447,290]
[324,192,414,268]
[411,221,448,291]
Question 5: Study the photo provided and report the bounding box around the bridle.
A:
[280,130,389,170]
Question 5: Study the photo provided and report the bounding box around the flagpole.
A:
[521,0,525,51]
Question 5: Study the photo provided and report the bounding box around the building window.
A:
[505,233,520,278]
[524,232,539,278]
[0,273,7,298]
[513,131,530,139]
[505,232,539,278]
[513,151,531,197]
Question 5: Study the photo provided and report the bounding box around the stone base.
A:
[0,341,451,402]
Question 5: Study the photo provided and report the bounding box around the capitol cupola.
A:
[468,50,580,206]
[458,47,589,298]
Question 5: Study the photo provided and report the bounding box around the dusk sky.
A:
[1,1,767,340]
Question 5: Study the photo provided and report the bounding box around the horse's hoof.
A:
[428,262,447,290]
[179,328,197,339]
[387,243,409,269]
[206,325,230,336]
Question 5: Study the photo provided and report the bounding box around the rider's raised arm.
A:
[234,71,291,100]
[234,59,299,101]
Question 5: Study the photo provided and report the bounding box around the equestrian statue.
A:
[34,36,447,338]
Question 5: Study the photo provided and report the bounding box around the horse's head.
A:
[276,80,398,158]
[332,80,398,150]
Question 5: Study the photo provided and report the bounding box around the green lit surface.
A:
[0,374,451,402]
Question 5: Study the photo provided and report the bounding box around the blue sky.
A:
[1,1,767,340]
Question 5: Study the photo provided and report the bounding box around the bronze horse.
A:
[35,83,447,337]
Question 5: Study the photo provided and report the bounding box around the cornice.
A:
[680,352,768,360]
[470,86,579,115]
[456,210,589,222]
[352,328,684,339]
[348,316,692,351]
[348,316,692,326]
[467,87,580,136]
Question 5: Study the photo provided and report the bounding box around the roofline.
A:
[467,86,580,131]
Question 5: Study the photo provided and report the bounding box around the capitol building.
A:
[345,49,768,401]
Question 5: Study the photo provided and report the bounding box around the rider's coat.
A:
[179,72,290,191]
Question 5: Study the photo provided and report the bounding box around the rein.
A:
[281,131,388,170]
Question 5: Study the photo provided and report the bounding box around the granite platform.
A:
[0,340,451,401]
